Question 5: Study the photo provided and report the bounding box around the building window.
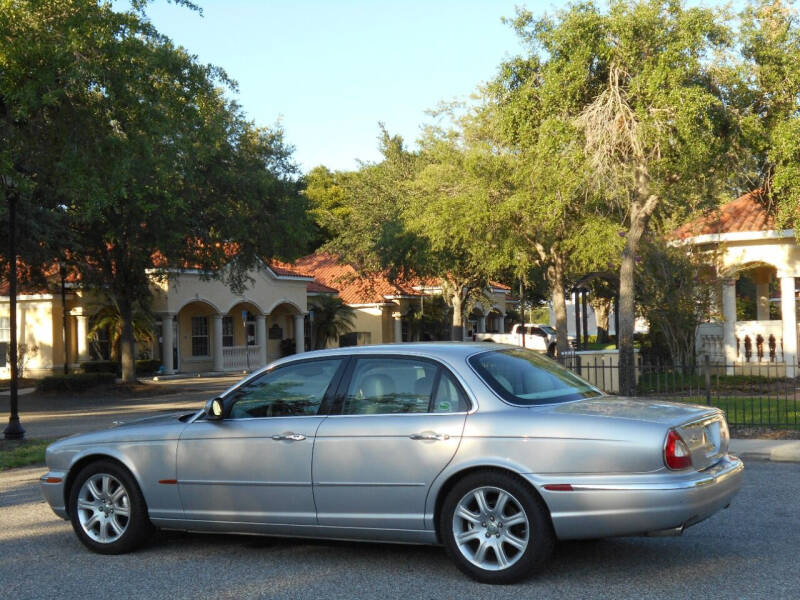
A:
[222,316,234,347]
[246,312,256,346]
[191,316,209,356]
[0,317,9,367]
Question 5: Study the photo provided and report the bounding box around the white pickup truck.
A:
[474,323,558,356]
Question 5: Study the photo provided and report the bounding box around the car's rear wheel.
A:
[440,471,554,584]
[68,460,153,554]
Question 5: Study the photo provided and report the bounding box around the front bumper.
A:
[528,455,744,540]
[40,471,68,519]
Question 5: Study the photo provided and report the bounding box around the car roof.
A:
[268,342,507,368]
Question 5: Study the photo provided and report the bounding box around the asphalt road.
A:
[1,460,799,600]
[0,376,241,439]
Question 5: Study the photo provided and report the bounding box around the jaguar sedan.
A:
[41,343,743,584]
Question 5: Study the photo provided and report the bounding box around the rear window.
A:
[468,348,602,405]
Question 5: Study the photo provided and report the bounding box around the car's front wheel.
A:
[440,471,554,584]
[68,460,153,554]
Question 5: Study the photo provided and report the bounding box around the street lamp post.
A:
[4,181,25,440]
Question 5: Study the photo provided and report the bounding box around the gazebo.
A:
[675,191,799,376]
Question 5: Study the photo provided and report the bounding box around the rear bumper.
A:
[527,455,744,540]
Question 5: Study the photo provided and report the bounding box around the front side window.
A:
[342,357,469,415]
[228,358,342,418]
[191,316,209,356]
[469,348,601,405]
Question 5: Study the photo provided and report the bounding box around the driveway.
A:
[1,460,798,600]
[0,376,241,439]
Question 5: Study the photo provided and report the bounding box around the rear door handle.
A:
[409,432,450,441]
[272,432,306,441]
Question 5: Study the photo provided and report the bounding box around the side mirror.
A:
[205,397,225,420]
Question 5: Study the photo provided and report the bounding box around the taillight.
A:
[664,429,692,470]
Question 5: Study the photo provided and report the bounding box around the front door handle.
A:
[272,432,306,441]
[409,432,450,441]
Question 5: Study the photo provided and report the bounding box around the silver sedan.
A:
[41,343,743,584]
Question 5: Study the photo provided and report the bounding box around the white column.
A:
[256,314,267,366]
[212,314,224,372]
[478,316,486,333]
[75,314,90,362]
[295,314,305,354]
[161,314,174,374]
[781,276,797,378]
[756,282,770,321]
[393,312,403,343]
[722,278,737,375]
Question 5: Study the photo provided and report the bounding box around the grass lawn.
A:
[674,396,800,430]
[0,439,51,470]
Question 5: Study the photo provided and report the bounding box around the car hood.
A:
[110,411,198,430]
[553,396,720,427]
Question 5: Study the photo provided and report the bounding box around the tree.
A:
[86,294,155,361]
[738,0,800,227]
[405,131,508,340]
[495,1,738,393]
[310,294,355,349]
[636,237,717,367]
[3,1,306,383]
[474,10,625,355]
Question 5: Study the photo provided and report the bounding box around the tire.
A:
[440,471,554,584]
[547,344,557,358]
[68,460,153,554]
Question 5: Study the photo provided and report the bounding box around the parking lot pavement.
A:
[1,460,799,600]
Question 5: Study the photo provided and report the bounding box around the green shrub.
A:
[80,360,121,375]
[135,359,161,375]
[38,372,116,392]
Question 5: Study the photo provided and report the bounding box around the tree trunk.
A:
[591,297,612,343]
[548,254,569,355]
[118,296,136,382]
[619,186,660,396]
[451,289,464,341]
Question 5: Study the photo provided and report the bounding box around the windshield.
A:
[468,348,602,405]
[539,326,556,336]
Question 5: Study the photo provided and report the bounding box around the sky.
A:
[136,0,535,173]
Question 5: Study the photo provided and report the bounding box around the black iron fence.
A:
[557,354,800,431]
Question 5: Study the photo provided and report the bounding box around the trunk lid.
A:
[554,397,729,471]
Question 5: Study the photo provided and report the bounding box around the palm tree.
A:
[311,295,355,349]
[86,294,154,361]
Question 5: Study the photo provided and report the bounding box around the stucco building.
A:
[675,190,800,376]
[0,252,515,378]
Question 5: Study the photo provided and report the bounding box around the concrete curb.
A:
[730,439,800,463]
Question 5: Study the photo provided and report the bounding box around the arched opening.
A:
[268,302,305,359]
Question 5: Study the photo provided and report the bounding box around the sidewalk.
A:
[729,439,800,463]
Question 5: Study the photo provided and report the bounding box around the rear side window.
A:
[342,357,469,415]
[469,349,601,405]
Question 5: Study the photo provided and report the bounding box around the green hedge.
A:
[81,360,120,375]
[135,359,161,375]
[39,372,116,392]
[80,359,162,376]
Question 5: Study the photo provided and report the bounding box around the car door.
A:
[176,357,345,525]
[313,355,469,530]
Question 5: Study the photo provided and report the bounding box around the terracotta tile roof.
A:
[306,280,339,294]
[489,280,511,291]
[281,253,423,305]
[267,262,313,279]
[673,190,774,239]
[0,261,80,297]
